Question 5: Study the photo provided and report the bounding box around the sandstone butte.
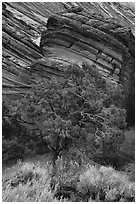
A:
[2,2,135,125]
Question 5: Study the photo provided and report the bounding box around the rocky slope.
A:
[2,2,135,124]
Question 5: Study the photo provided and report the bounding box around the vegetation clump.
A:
[2,161,135,202]
[2,63,135,202]
[76,165,135,202]
[5,63,126,165]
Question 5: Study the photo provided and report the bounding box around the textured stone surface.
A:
[2,2,135,123]
[38,4,134,88]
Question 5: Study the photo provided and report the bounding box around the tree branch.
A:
[48,101,58,118]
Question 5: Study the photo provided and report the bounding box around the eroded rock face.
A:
[2,2,45,99]
[34,5,134,81]
[39,9,129,80]
[2,2,135,125]
[32,6,135,125]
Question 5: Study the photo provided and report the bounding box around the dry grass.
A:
[77,165,135,202]
[3,156,135,202]
[2,160,55,202]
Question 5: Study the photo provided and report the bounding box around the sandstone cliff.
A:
[2,2,135,125]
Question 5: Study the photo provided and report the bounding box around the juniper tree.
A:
[12,63,126,166]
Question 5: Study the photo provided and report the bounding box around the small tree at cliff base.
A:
[11,63,126,167]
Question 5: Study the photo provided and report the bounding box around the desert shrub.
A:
[51,156,91,200]
[75,165,135,202]
[3,158,135,202]
[2,183,56,202]
[3,162,41,188]
[118,127,135,180]
[52,161,135,202]
[122,163,135,182]
[2,161,57,202]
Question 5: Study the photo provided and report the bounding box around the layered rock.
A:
[32,6,135,125]
[2,2,135,124]
[32,6,134,84]
[2,2,44,99]
[38,13,124,81]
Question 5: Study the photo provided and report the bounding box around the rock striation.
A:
[29,3,135,86]
[38,9,129,81]
[2,2,44,99]
[2,2,135,124]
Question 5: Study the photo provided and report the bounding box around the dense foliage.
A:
[2,101,26,163]
[3,63,126,167]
